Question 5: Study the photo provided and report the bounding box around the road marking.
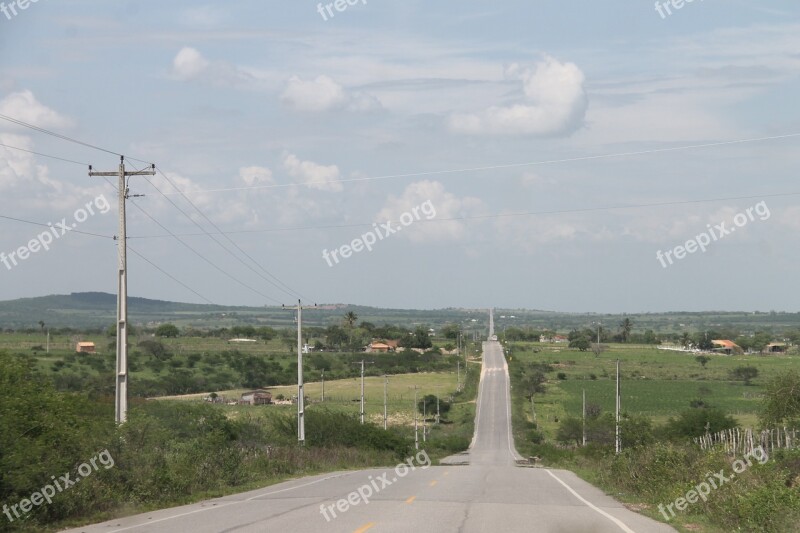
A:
[545,470,636,533]
[354,522,376,533]
[443,471,449,476]
[406,495,416,504]
[429,480,438,487]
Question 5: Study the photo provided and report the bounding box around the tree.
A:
[138,340,171,360]
[695,355,710,368]
[325,325,348,350]
[257,327,277,341]
[619,318,633,343]
[730,366,759,386]
[418,394,450,416]
[343,311,358,353]
[680,332,691,348]
[569,337,590,351]
[441,323,461,340]
[760,371,800,427]
[402,326,433,350]
[663,408,737,439]
[556,417,584,446]
[155,324,180,338]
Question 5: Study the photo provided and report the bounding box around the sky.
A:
[1,0,799,313]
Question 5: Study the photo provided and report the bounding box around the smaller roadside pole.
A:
[615,360,621,455]
[352,360,374,424]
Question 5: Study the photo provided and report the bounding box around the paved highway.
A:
[64,335,675,532]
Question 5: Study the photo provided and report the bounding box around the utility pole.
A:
[413,385,419,450]
[352,360,374,424]
[89,157,155,424]
[457,360,461,392]
[46,328,49,354]
[423,400,427,442]
[582,389,586,447]
[383,375,388,430]
[615,360,621,455]
[321,370,325,402]
[436,393,440,424]
[283,300,316,444]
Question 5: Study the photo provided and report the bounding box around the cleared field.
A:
[156,370,466,427]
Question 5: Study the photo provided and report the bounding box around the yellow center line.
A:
[406,495,417,504]
[353,522,376,533]
[429,480,438,487]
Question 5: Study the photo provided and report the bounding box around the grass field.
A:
[508,341,799,438]
[156,369,469,427]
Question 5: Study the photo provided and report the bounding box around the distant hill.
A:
[0,292,491,330]
[1,292,799,333]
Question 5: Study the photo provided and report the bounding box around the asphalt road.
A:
[63,338,675,533]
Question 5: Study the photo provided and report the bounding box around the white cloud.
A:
[0,91,71,129]
[375,180,484,243]
[448,56,587,137]
[172,47,210,80]
[282,153,343,192]
[281,75,381,112]
[239,166,274,187]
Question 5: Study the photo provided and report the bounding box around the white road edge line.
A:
[502,354,519,462]
[545,470,637,533]
[104,473,350,532]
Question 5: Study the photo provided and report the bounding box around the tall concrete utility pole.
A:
[89,157,155,424]
[283,300,316,444]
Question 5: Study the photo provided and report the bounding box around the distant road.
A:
[64,340,675,533]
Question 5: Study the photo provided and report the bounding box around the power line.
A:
[127,189,800,239]
[151,165,308,301]
[0,142,89,166]
[159,132,800,196]
[127,245,215,305]
[124,191,285,305]
[0,214,114,239]
[0,113,153,165]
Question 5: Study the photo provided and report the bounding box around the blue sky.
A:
[1,1,799,312]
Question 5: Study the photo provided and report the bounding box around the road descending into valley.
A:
[64,336,675,532]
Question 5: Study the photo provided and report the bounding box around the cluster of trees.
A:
[0,350,416,531]
[558,401,741,448]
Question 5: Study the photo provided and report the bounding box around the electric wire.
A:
[151,165,308,302]
[127,190,800,239]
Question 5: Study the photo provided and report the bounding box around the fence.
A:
[695,427,798,456]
